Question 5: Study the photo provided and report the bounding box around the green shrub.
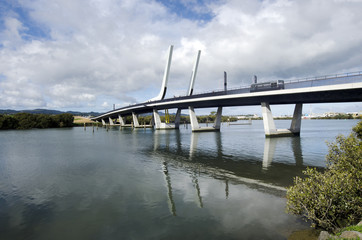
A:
[286,121,362,232]
[0,114,18,129]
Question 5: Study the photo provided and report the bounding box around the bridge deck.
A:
[92,72,362,120]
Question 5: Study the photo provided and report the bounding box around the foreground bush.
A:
[286,121,362,232]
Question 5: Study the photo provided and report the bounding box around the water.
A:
[0,119,358,240]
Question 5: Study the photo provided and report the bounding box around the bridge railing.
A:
[186,71,362,97]
[284,71,362,84]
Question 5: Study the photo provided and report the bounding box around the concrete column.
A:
[213,107,223,129]
[150,113,154,127]
[132,112,140,127]
[109,117,114,126]
[153,109,180,130]
[153,109,162,129]
[189,106,200,131]
[174,108,181,129]
[101,119,106,126]
[261,102,276,135]
[189,106,222,132]
[261,102,303,137]
[290,104,303,134]
[118,114,125,126]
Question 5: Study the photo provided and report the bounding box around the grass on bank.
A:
[335,224,362,237]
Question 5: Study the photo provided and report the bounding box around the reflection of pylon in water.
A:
[162,162,176,216]
[165,109,170,123]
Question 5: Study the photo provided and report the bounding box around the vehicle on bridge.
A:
[250,80,285,92]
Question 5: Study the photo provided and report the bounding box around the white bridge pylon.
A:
[150,46,205,130]
[187,50,201,96]
[186,49,223,132]
[148,45,180,129]
[103,46,223,132]
[148,45,174,102]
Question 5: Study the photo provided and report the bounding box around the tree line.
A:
[0,113,74,130]
[320,113,361,119]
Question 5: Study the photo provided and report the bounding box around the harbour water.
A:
[0,119,358,240]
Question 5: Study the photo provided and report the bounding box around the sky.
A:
[0,0,361,116]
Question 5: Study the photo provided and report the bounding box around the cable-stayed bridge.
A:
[92,46,362,137]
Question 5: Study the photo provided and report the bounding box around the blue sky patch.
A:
[0,0,50,41]
[156,0,218,22]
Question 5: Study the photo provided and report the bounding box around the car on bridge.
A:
[250,80,285,92]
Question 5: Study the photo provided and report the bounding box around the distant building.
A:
[323,112,340,117]
[237,114,259,119]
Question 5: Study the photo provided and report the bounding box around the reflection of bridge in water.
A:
[149,129,311,215]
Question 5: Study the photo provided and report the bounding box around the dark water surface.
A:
[0,120,358,240]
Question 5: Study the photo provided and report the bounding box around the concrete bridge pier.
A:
[108,117,115,126]
[101,119,106,126]
[153,108,181,130]
[189,106,223,132]
[261,102,302,137]
[118,114,133,128]
[290,104,303,134]
[132,112,152,128]
[118,114,125,126]
[132,112,140,128]
[174,108,181,129]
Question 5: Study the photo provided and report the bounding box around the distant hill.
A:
[0,109,101,116]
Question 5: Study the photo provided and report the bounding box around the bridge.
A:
[92,46,362,137]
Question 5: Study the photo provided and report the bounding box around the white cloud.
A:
[101,101,110,108]
[0,0,361,113]
[0,17,26,48]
